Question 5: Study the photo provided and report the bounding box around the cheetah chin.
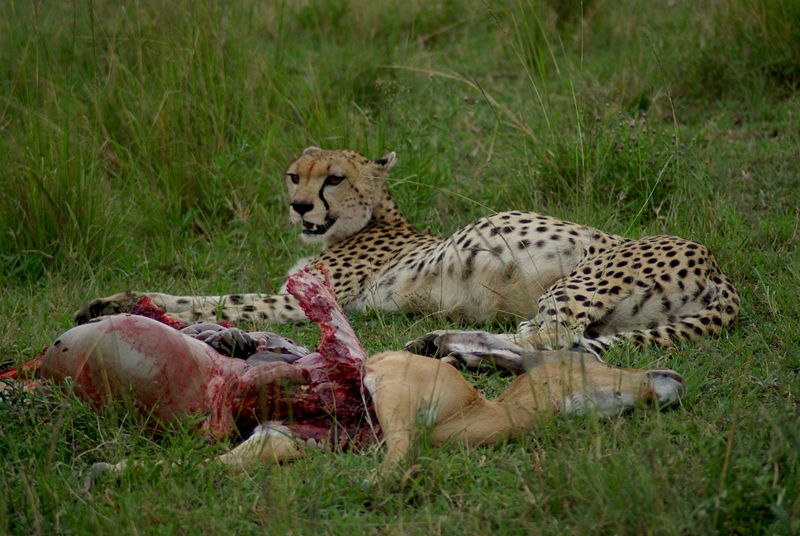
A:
[302,218,337,236]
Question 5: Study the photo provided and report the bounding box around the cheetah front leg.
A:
[513,320,588,352]
[74,291,308,325]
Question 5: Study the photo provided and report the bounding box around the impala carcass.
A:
[5,268,684,473]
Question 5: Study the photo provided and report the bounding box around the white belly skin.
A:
[41,315,249,437]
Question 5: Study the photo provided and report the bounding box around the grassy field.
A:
[1,0,799,533]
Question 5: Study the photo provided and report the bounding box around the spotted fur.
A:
[75,148,740,355]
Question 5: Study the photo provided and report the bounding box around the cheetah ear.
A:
[374,151,397,169]
[302,146,323,156]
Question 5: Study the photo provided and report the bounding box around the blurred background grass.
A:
[2,0,797,281]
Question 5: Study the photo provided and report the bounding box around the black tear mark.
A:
[318,184,330,212]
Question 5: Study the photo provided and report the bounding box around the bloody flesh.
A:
[0,347,46,381]
[38,315,309,439]
[4,267,379,448]
[130,296,188,330]
[242,267,378,447]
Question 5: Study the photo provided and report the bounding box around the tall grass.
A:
[0,0,442,278]
[683,0,800,99]
[2,0,796,279]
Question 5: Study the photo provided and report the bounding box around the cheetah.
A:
[75,147,740,360]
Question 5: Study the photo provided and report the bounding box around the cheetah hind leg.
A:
[405,330,537,374]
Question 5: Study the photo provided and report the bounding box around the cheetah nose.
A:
[291,201,314,216]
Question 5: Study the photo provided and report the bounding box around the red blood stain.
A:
[6,267,380,449]
[130,296,187,330]
[0,347,47,381]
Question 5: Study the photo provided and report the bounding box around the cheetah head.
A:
[285,147,397,245]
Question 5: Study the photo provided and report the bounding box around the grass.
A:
[1,0,799,533]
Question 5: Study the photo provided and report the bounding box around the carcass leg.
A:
[519,352,685,415]
[365,351,486,474]
[365,350,684,476]
[217,422,306,468]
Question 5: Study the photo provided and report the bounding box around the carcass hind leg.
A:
[85,422,306,489]
[216,422,307,469]
[365,351,487,475]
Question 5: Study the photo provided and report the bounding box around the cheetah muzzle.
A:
[301,217,337,236]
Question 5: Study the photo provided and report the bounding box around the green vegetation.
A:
[2,0,798,533]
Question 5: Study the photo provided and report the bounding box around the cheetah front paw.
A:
[74,291,142,325]
[517,319,540,337]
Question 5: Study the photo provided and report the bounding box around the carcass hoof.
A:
[84,461,126,492]
[647,369,684,407]
[404,330,450,357]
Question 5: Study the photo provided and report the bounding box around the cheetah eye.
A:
[287,173,300,185]
[324,175,346,186]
